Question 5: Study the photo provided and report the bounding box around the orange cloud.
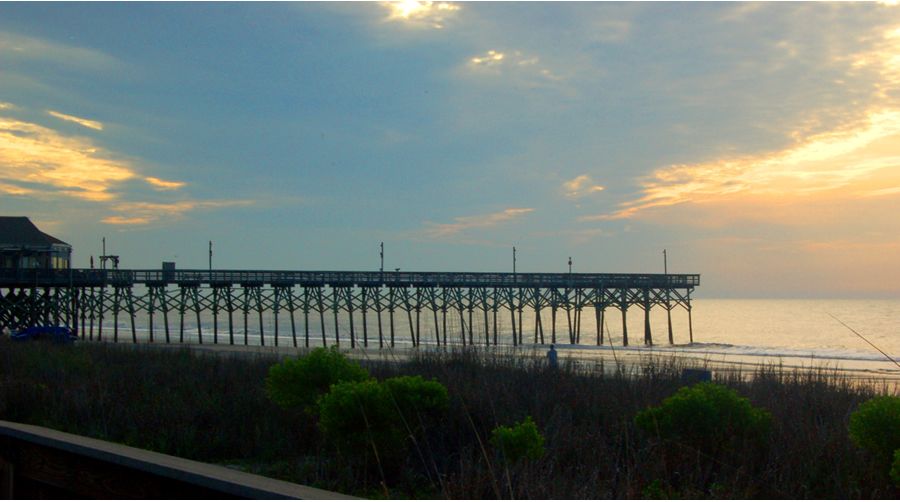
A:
[0,114,244,228]
[145,177,186,190]
[594,109,900,224]
[563,175,604,199]
[47,110,103,130]
[0,181,31,195]
[425,208,534,240]
[102,216,154,225]
[0,117,134,197]
[0,114,193,200]
[104,200,256,226]
[588,20,900,227]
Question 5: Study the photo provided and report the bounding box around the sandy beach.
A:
[114,339,900,388]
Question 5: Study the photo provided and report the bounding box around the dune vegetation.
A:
[1,337,899,498]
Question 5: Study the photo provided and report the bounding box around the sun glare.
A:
[389,1,430,19]
[384,1,459,27]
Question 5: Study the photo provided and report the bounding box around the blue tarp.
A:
[10,326,78,343]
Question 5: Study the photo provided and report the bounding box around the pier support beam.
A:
[644,288,652,346]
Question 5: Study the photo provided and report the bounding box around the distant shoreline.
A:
[105,339,900,385]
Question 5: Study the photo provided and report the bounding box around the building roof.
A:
[0,217,71,248]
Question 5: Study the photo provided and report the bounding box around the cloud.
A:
[0,117,134,197]
[0,30,117,70]
[469,50,504,68]
[60,190,119,202]
[866,186,900,196]
[0,180,31,195]
[102,216,153,225]
[145,177,186,190]
[104,200,256,226]
[47,110,103,130]
[586,19,632,43]
[563,175,604,199]
[0,112,237,227]
[0,108,187,195]
[424,208,533,240]
[596,108,900,222]
[380,1,460,28]
[465,48,567,86]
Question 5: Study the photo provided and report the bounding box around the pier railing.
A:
[0,268,700,289]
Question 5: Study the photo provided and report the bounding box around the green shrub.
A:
[849,395,900,468]
[890,450,900,487]
[489,416,546,463]
[382,375,450,428]
[317,375,449,459]
[265,346,369,414]
[634,382,771,453]
[317,378,397,458]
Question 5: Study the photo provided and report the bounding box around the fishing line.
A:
[826,311,900,370]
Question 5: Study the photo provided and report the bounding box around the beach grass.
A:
[0,337,898,498]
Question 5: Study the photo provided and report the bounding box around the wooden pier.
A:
[0,269,699,347]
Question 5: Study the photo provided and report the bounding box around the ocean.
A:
[88,297,900,379]
[644,298,900,378]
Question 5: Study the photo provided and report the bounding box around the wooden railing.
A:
[0,421,354,499]
[0,268,700,289]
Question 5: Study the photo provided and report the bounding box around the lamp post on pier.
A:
[664,249,674,344]
[379,242,384,282]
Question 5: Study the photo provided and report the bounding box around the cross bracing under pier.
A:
[0,269,699,348]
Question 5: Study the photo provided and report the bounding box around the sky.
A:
[2,2,900,299]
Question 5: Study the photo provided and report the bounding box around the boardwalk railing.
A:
[0,420,354,499]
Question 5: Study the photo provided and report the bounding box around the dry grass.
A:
[1,339,898,498]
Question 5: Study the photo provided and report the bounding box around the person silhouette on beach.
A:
[548,344,558,369]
